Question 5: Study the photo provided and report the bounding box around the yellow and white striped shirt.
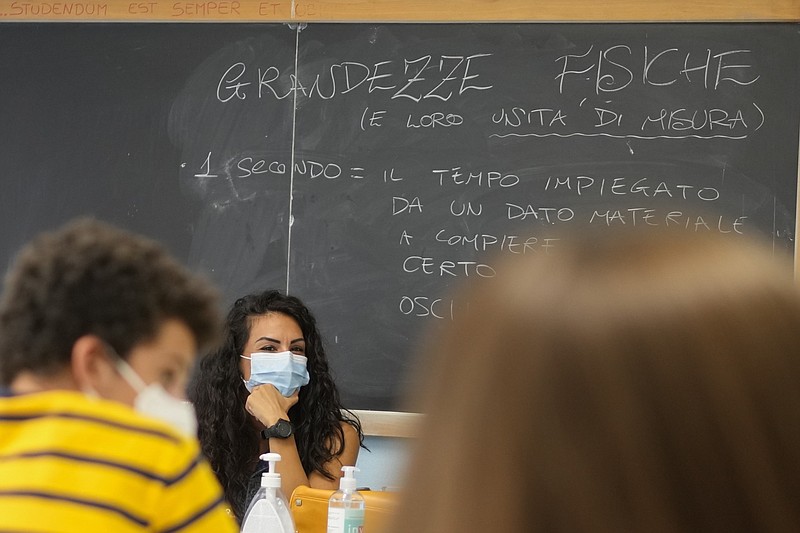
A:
[0,389,238,532]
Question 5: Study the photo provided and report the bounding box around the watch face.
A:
[262,418,294,439]
[274,419,293,438]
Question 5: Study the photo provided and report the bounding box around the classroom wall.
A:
[356,436,412,491]
[350,410,418,489]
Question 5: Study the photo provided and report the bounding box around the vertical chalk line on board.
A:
[286,25,300,295]
[796,124,800,283]
[773,195,776,255]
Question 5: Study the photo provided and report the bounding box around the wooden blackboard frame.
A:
[1,1,798,437]
[0,0,798,22]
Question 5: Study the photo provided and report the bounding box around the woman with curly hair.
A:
[189,289,364,523]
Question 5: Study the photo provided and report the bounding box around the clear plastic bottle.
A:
[326,466,365,533]
[240,453,296,533]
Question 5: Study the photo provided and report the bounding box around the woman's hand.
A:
[244,384,299,427]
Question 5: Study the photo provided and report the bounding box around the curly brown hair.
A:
[0,217,221,383]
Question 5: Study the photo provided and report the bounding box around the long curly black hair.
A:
[188,289,363,522]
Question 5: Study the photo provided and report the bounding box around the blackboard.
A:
[1,23,798,411]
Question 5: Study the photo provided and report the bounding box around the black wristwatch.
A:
[261,418,294,439]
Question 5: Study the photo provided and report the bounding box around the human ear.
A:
[70,335,115,395]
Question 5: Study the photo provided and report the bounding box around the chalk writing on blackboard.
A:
[163,22,800,413]
[2,23,788,410]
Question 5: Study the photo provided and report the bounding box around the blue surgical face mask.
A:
[240,351,310,396]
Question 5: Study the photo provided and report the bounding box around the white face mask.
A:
[110,352,198,438]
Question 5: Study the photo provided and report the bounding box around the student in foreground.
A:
[391,228,800,533]
[0,218,238,532]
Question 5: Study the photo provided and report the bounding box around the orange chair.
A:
[290,486,398,533]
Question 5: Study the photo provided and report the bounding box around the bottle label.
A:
[327,508,365,533]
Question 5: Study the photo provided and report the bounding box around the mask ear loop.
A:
[102,342,147,394]
[240,354,252,391]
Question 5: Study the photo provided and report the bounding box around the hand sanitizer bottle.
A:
[326,466,364,533]
[240,453,296,533]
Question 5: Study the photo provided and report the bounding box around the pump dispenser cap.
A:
[260,453,282,488]
[339,466,359,491]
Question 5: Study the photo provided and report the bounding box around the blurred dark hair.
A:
[0,217,220,383]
